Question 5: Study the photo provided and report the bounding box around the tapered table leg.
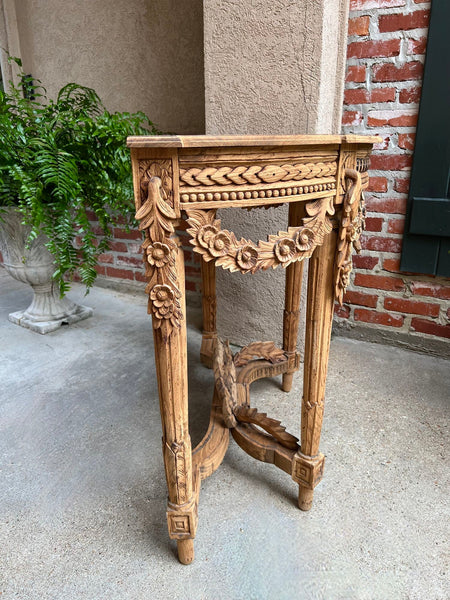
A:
[292,229,338,511]
[200,258,217,368]
[152,238,197,564]
[282,202,306,392]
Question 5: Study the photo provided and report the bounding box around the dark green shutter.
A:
[400,0,450,276]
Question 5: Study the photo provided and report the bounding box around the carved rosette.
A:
[334,168,365,305]
[135,160,182,336]
[186,196,336,275]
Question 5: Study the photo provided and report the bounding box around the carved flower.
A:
[275,238,296,263]
[208,231,231,257]
[198,225,218,249]
[295,228,315,251]
[150,284,175,320]
[146,242,170,268]
[236,244,258,272]
[340,261,353,289]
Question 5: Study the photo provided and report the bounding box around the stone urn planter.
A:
[0,208,93,334]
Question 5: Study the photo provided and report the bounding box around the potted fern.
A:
[0,58,157,333]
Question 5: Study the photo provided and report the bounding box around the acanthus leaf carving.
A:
[233,341,287,368]
[186,196,335,275]
[234,406,299,451]
[213,339,238,428]
[334,168,365,305]
[135,161,182,337]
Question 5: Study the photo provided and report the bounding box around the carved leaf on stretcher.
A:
[233,341,287,367]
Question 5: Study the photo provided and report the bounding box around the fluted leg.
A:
[200,258,217,368]
[292,229,337,510]
[152,240,197,564]
[282,202,306,392]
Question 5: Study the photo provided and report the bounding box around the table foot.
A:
[177,539,194,564]
[282,372,294,392]
[298,486,314,511]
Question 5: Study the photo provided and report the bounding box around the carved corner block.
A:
[292,452,325,490]
[166,497,198,540]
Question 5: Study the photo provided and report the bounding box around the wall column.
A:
[203,0,349,347]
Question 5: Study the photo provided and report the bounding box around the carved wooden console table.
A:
[127,134,378,564]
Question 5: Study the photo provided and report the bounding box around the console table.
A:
[127,134,378,564]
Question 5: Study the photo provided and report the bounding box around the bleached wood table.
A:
[127,134,378,564]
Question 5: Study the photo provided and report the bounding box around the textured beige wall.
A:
[10,0,205,133]
[204,0,349,347]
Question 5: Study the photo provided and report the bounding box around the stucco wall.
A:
[8,0,204,133]
[203,0,349,346]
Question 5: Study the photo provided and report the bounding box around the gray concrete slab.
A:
[0,267,449,600]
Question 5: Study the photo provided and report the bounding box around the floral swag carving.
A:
[186,196,336,275]
[335,168,365,305]
[135,163,182,336]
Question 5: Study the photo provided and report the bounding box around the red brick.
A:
[369,176,388,193]
[370,154,412,171]
[134,271,147,283]
[410,282,450,300]
[399,87,422,103]
[354,308,404,327]
[371,87,396,102]
[85,210,97,220]
[367,110,417,127]
[185,280,197,292]
[89,225,104,236]
[355,273,405,291]
[373,61,424,83]
[108,241,128,253]
[348,39,400,59]
[394,177,410,193]
[344,88,370,104]
[362,236,402,253]
[98,253,114,264]
[374,135,390,151]
[113,228,141,240]
[335,304,350,318]
[105,267,134,280]
[344,290,378,308]
[407,37,427,55]
[379,10,429,33]
[353,255,379,270]
[94,265,106,276]
[384,297,440,317]
[411,318,450,339]
[398,133,416,151]
[342,110,363,126]
[387,218,405,234]
[350,0,405,8]
[383,258,401,273]
[346,65,366,83]
[344,88,396,105]
[365,217,384,232]
[365,197,407,214]
[348,15,370,36]
[116,255,143,268]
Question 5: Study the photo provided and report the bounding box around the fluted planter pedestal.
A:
[0,208,93,334]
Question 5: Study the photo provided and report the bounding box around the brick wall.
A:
[86,215,202,295]
[340,0,450,349]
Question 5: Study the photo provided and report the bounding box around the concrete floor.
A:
[0,267,449,600]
